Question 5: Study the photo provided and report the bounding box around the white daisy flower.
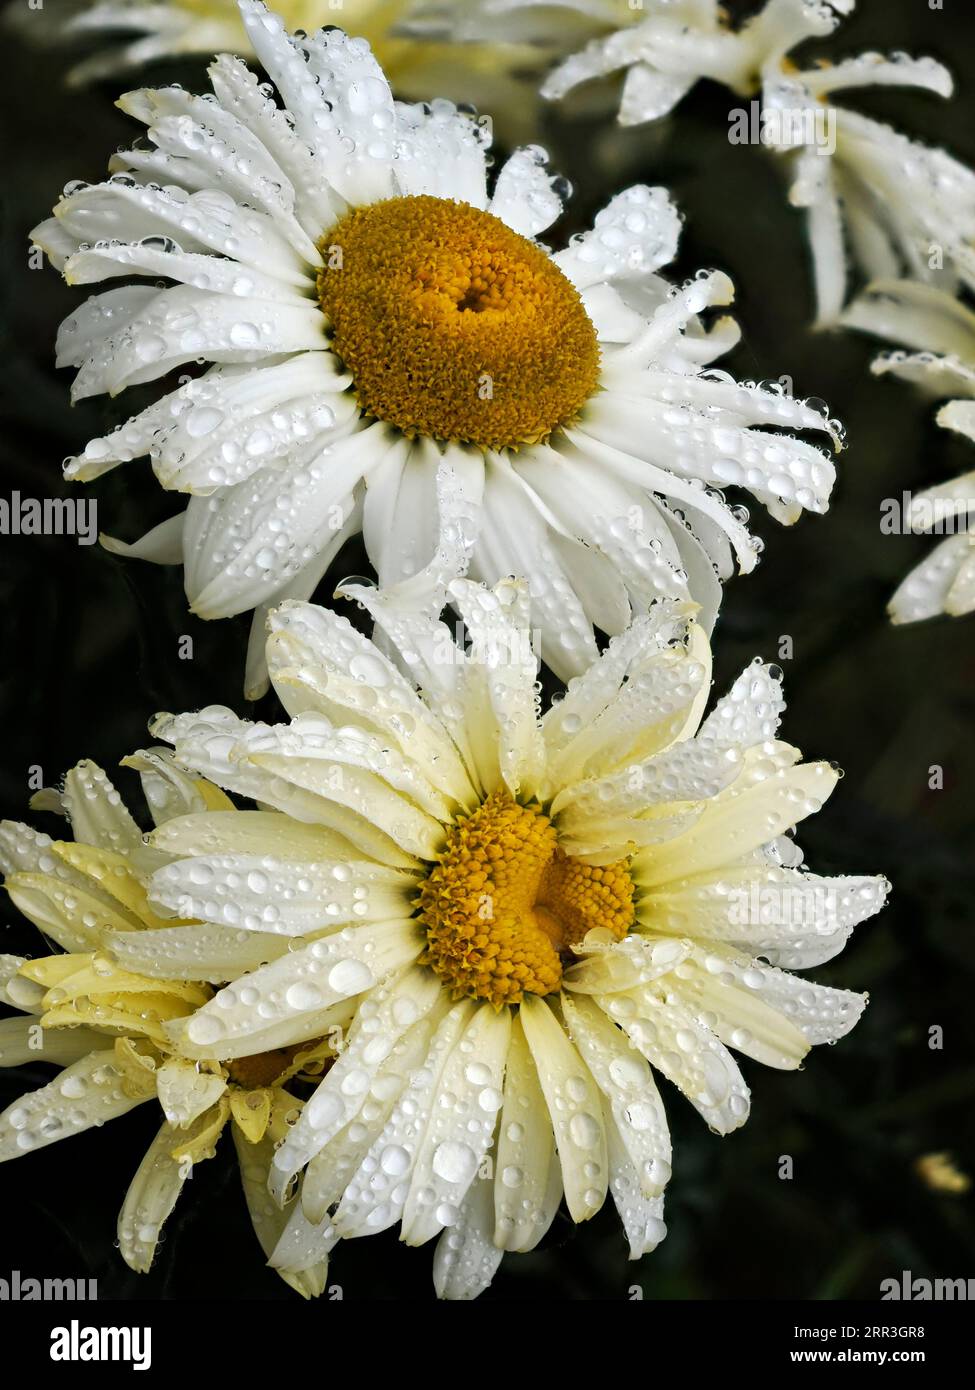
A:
[0,755,341,1295]
[489,0,975,327]
[18,0,542,136]
[760,50,975,326]
[33,0,839,696]
[435,0,850,126]
[133,538,887,1299]
[841,280,975,622]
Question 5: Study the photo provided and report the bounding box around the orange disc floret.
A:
[416,790,635,1007]
[317,195,600,450]
[535,852,636,950]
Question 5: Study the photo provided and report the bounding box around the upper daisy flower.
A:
[125,527,887,1299]
[33,0,839,693]
[0,753,339,1294]
[842,281,975,622]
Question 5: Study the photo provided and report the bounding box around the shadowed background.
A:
[1,0,973,1300]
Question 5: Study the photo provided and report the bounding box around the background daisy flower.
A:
[491,0,975,326]
[839,280,975,622]
[126,520,887,1299]
[10,0,544,142]
[440,0,847,126]
[0,755,343,1293]
[33,0,839,695]
[759,50,974,327]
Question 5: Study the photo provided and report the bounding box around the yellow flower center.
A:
[317,195,600,449]
[417,791,634,1006]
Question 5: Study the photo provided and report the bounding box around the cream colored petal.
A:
[603,1098,668,1261]
[107,922,290,983]
[448,577,546,800]
[606,988,750,1134]
[151,708,417,869]
[60,761,142,854]
[265,599,476,809]
[169,920,423,1060]
[269,966,442,1203]
[5,871,143,953]
[118,1120,195,1273]
[0,1016,111,1069]
[232,1125,328,1299]
[519,994,608,1223]
[0,1050,149,1162]
[120,748,226,826]
[682,943,867,1047]
[564,936,691,997]
[0,956,45,1013]
[149,809,362,861]
[433,1171,503,1301]
[300,998,446,1225]
[494,1013,559,1253]
[634,762,839,889]
[333,1001,475,1239]
[149,853,418,936]
[561,993,672,1196]
[402,1002,510,1246]
[268,1191,338,1280]
[155,1057,228,1128]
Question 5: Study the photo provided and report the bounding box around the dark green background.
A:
[1,0,973,1299]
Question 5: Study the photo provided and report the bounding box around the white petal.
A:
[267,966,442,1201]
[553,185,682,290]
[168,920,423,1059]
[493,1013,560,1253]
[401,1003,510,1245]
[519,993,607,1223]
[489,145,564,237]
[333,1000,476,1238]
[561,993,671,1196]
[433,1171,503,1300]
[0,1050,149,1162]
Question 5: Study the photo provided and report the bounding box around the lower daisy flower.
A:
[0,754,341,1294]
[124,527,887,1298]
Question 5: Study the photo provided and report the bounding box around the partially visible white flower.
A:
[487,1,975,326]
[760,52,975,326]
[423,0,847,126]
[0,755,334,1295]
[841,280,975,622]
[34,1,840,695]
[10,0,544,141]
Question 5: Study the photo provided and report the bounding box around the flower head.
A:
[34,0,839,694]
[842,280,975,621]
[0,755,341,1294]
[127,541,887,1298]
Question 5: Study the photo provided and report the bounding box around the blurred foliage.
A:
[1,0,973,1300]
